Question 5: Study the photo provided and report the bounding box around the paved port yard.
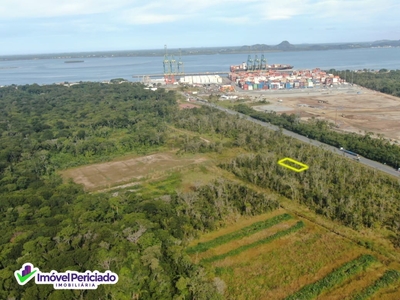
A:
[242,85,400,143]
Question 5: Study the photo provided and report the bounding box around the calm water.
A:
[1,48,400,86]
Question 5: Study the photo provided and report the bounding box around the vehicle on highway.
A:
[340,147,360,161]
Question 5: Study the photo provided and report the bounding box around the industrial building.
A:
[179,75,223,85]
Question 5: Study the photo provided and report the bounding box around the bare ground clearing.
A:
[61,151,207,191]
[251,86,400,142]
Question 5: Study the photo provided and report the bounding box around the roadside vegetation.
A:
[174,105,400,245]
[233,103,400,169]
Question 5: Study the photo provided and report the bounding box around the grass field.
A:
[190,209,400,300]
[187,213,293,255]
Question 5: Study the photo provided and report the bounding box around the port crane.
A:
[247,55,254,71]
[170,54,176,75]
[163,45,176,84]
[163,45,170,82]
[177,49,184,75]
[253,55,260,71]
[260,54,267,70]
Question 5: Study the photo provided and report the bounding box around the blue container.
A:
[258,82,264,89]
[246,81,251,85]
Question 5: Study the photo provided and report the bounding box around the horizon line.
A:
[1,39,399,57]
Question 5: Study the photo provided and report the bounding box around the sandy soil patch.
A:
[251,85,400,142]
[253,104,293,112]
[61,152,207,191]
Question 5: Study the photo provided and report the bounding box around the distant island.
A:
[1,39,399,61]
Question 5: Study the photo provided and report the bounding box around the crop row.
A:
[201,220,304,264]
[352,269,400,300]
[186,213,292,254]
[285,254,378,300]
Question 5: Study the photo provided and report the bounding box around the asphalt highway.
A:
[198,100,400,178]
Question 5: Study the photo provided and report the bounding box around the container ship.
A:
[230,62,293,73]
[64,60,84,63]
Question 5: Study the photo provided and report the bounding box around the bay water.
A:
[1,47,399,86]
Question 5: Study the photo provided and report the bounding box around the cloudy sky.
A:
[1,0,399,55]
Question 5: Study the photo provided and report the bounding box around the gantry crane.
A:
[163,45,179,84]
[163,45,174,84]
[247,55,254,71]
[177,48,184,75]
[253,55,260,70]
[260,54,267,70]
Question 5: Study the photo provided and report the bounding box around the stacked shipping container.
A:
[231,68,344,90]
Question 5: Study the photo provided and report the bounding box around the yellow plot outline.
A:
[278,157,309,173]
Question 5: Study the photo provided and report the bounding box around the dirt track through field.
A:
[61,152,207,191]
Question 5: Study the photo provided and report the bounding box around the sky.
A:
[0,0,399,55]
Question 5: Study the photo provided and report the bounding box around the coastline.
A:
[1,45,400,62]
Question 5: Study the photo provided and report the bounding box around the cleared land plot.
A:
[190,211,400,300]
[253,104,293,113]
[251,86,400,142]
[61,151,207,191]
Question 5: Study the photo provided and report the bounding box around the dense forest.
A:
[329,69,400,97]
[1,82,399,299]
[0,83,175,171]
[0,83,281,299]
[173,107,400,243]
[233,104,400,169]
